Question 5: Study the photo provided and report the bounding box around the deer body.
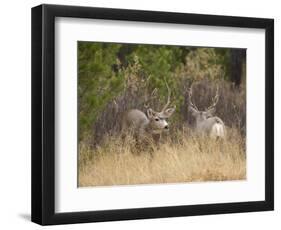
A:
[123,109,168,136]
[122,107,175,144]
[188,85,226,139]
[194,114,225,138]
[122,81,175,146]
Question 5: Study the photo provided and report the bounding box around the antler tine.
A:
[207,85,219,110]
[188,83,199,111]
[161,79,171,112]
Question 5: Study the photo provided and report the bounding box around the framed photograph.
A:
[31,4,274,225]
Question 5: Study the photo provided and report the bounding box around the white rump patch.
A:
[210,123,225,139]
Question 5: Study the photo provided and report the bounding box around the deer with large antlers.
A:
[122,81,176,147]
[188,84,226,139]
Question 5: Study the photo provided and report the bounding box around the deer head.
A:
[145,80,176,133]
[188,84,219,123]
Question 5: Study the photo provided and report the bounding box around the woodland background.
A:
[78,42,246,145]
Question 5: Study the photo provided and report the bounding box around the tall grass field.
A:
[79,128,246,187]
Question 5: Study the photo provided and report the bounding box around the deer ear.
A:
[147,108,155,119]
[163,106,176,118]
[189,106,199,116]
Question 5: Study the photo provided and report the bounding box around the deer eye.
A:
[155,118,159,121]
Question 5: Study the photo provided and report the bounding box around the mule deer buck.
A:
[188,84,226,139]
[122,81,176,147]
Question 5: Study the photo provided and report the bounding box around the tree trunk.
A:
[230,49,245,87]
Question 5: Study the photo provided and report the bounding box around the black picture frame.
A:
[31,4,274,225]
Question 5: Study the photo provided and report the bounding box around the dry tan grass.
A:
[78,128,246,187]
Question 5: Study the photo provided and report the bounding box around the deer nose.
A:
[164,125,169,129]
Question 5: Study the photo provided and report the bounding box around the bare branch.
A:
[144,88,158,109]
[113,99,119,113]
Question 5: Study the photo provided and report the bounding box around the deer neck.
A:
[195,117,206,126]
[143,121,153,133]
[143,121,162,136]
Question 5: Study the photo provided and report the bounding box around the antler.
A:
[161,79,171,112]
[207,85,219,111]
[188,83,199,111]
